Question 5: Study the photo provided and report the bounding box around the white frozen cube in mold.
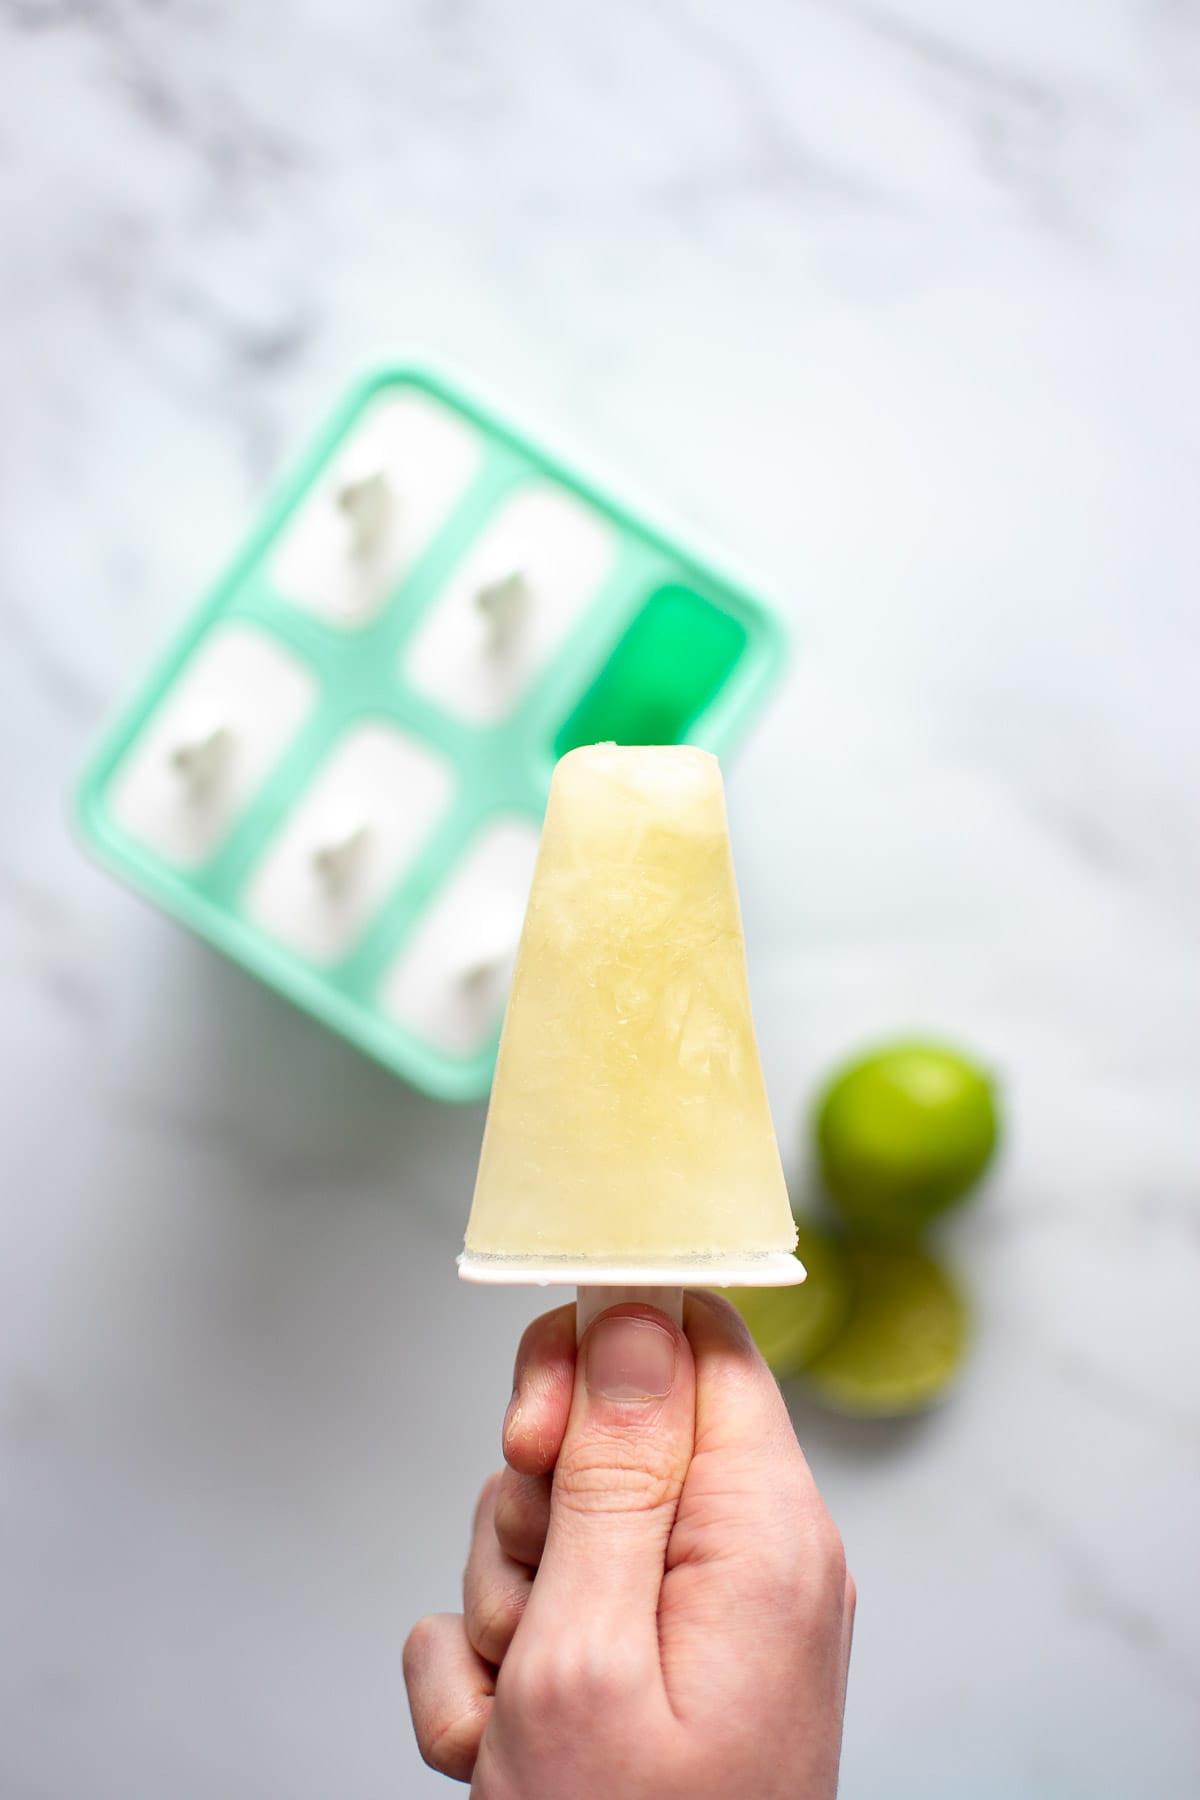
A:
[402,485,615,723]
[269,391,481,628]
[107,625,317,869]
[243,723,453,965]
[381,818,540,1056]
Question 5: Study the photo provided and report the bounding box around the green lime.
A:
[815,1041,999,1238]
[729,1224,853,1377]
[804,1241,969,1417]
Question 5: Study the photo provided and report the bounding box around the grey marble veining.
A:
[1,2,1198,1796]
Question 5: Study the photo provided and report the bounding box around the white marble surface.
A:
[2,2,1198,1795]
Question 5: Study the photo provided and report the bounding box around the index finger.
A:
[501,1302,576,1477]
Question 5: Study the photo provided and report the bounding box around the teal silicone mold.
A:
[77,361,788,1101]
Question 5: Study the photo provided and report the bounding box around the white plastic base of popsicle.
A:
[457,1251,807,1288]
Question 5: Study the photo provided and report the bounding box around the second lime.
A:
[729,1223,852,1377]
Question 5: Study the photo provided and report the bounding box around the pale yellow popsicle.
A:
[463,743,796,1271]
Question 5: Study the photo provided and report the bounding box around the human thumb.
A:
[519,1304,696,1644]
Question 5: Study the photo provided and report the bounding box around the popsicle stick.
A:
[335,467,395,559]
[575,1285,684,1341]
[311,816,371,892]
[475,568,529,648]
[168,717,233,794]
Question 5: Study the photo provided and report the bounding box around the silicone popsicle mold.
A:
[77,361,788,1101]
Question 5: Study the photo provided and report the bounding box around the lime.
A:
[729,1224,852,1377]
[804,1241,969,1417]
[815,1041,999,1238]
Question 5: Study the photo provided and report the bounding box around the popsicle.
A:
[460,743,804,1330]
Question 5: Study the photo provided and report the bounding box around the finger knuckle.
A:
[742,1503,848,1617]
[506,1637,646,1718]
[492,1483,522,1547]
[815,1515,848,1590]
[419,1703,486,1782]
[554,1436,684,1517]
[469,1581,527,1665]
[779,1509,847,1606]
[502,1645,566,1720]
[798,1512,852,1627]
[494,1480,546,1566]
[402,1614,437,1681]
[473,1470,503,1532]
[565,1640,646,1708]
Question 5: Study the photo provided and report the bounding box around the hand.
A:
[404,1294,854,1797]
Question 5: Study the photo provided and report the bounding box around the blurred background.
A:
[2,2,1198,1796]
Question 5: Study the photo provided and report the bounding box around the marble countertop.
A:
[2,2,1198,1795]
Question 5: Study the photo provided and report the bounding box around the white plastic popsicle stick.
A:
[271,393,481,629]
[335,466,396,561]
[111,625,316,870]
[310,808,372,893]
[458,944,513,992]
[168,710,234,794]
[404,488,614,722]
[474,568,529,649]
[576,1285,683,1339]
